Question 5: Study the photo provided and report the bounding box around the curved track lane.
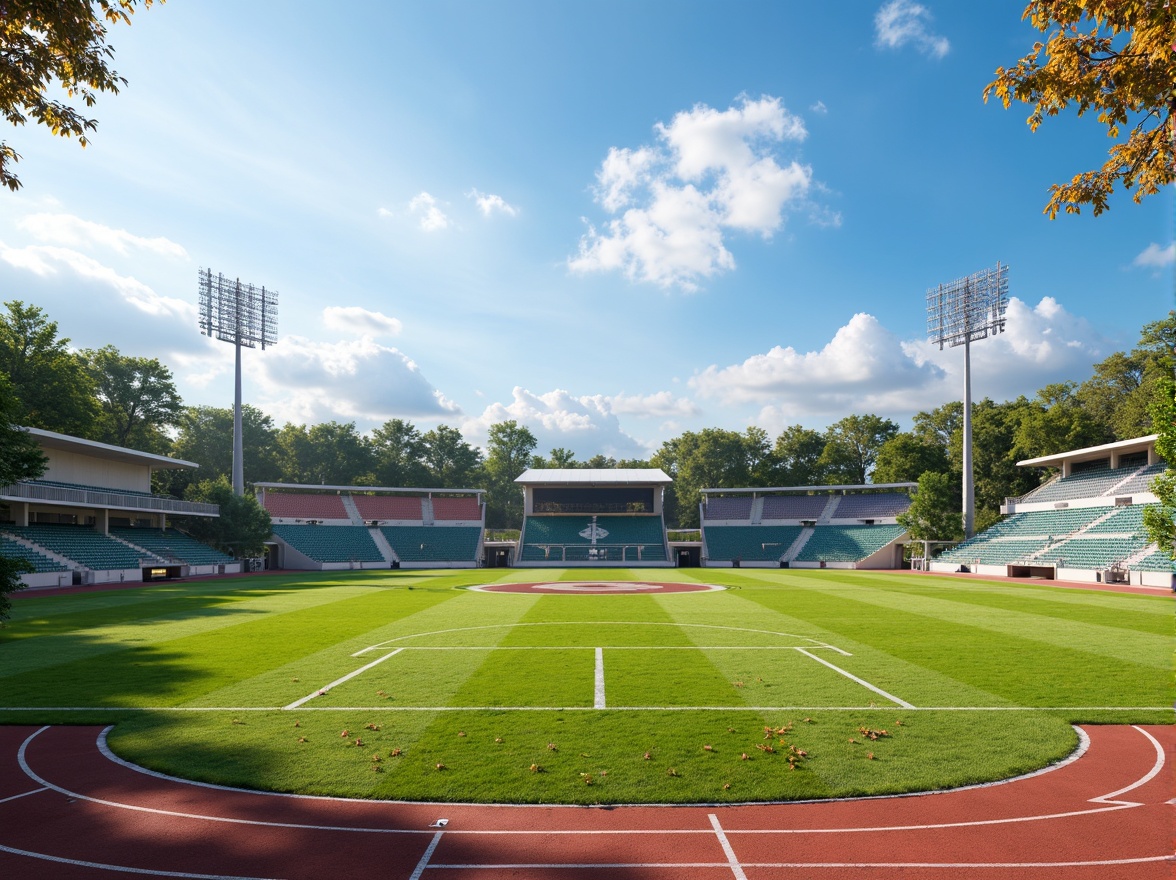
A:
[0,724,1171,879]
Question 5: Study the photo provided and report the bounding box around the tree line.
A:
[0,300,1171,541]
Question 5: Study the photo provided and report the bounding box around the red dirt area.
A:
[469,581,725,594]
[0,724,1170,879]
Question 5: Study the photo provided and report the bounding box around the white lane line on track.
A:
[284,648,403,710]
[416,856,1174,870]
[409,831,445,880]
[794,648,915,709]
[0,786,47,805]
[1092,725,1166,805]
[0,843,279,879]
[594,648,605,709]
[709,813,749,880]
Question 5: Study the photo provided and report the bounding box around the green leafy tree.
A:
[1078,313,1176,440]
[179,477,272,558]
[873,432,951,484]
[370,418,430,487]
[275,422,373,486]
[818,414,899,485]
[0,374,46,621]
[164,405,280,497]
[1012,382,1114,461]
[767,425,828,486]
[898,471,964,544]
[483,420,537,529]
[1,0,161,191]
[82,345,182,451]
[652,428,763,528]
[0,301,97,435]
[532,447,578,468]
[421,424,483,488]
[984,1,1175,217]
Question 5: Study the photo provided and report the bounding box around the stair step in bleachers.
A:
[111,528,233,565]
[704,526,803,561]
[272,525,384,563]
[381,526,481,562]
[3,524,150,570]
[795,524,905,563]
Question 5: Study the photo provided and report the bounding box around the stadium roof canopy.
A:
[1017,434,1159,469]
[515,468,672,486]
[25,427,197,471]
[253,482,484,494]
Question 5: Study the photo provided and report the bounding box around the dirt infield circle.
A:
[468,580,725,594]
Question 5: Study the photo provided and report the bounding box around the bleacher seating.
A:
[0,536,69,572]
[3,524,151,570]
[937,538,1055,566]
[703,496,753,520]
[795,525,905,563]
[520,516,666,562]
[1036,536,1152,570]
[352,494,423,521]
[271,525,383,563]
[760,495,828,520]
[111,528,233,565]
[262,493,348,520]
[1021,465,1136,503]
[382,526,481,562]
[704,526,803,562]
[980,508,1105,540]
[1085,505,1149,535]
[1113,463,1166,496]
[431,497,481,520]
[1133,550,1173,573]
[831,493,911,519]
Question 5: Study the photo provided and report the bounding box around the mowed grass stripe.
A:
[739,569,1169,669]
[852,572,1173,634]
[0,585,457,708]
[738,579,1171,709]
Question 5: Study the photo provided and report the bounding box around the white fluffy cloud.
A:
[468,189,519,218]
[694,297,1107,427]
[256,334,459,425]
[322,306,403,337]
[463,387,664,460]
[408,192,451,231]
[1133,241,1175,269]
[18,212,189,259]
[874,0,950,59]
[569,96,815,291]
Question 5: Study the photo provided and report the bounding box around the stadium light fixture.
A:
[198,268,278,496]
[926,262,1008,539]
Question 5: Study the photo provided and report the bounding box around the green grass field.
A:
[0,568,1170,804]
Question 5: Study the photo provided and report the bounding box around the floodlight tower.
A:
[198,268,278,496]
[927,263,1008,539]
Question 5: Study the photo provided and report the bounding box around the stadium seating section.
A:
[831,493,912,519]
[703,497,753,520]
[1112,462,1165,496]
[352,495,423,521]
[381,526,481,563]
[432,497,482,520]
[0,536,68,572]
[262,493,348,520]
[520,516,667,562]
[795,524,906,563]
[271,525,383,563]
[1021,460,1164,504]
[111,528,233,565]
[1133,550,1174,573]
[760,495,828,520]
[704,525,803,562]
[2,524,149,570]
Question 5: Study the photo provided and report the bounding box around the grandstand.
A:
[929,434,1171,588]
[515,469,672,567]
[700,484,913,569]
[256,483,484,569]
[0,428,235,588]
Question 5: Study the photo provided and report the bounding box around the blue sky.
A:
[0,0,1171,460]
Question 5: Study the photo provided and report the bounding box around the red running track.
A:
[0,724,1171,879]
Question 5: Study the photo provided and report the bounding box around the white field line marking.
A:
[741,857,1174,868]
[709,813,749,880]
[16,728,423,836]
[594,648,605,709]
[284,648,403,710]
[0,786,47,805]
[1091,725,1166,805]
[2,704,1168,712]
[409,831,445,880]
[353,622,839,656]
[0,844,279,880]
[369,645,841,650]
[794,648,915,709]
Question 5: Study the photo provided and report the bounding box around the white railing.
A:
[2,483,218,516]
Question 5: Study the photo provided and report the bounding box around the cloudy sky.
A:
[1,0,1171,460]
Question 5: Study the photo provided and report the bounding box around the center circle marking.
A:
[467,581,725,595]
